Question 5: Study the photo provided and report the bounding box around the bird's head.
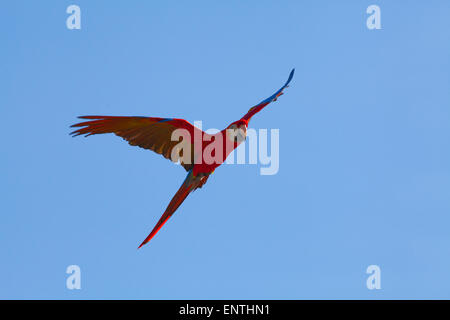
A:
[226,119,248,144]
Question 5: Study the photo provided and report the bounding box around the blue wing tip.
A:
[286,68,295,86]
[256,68,296,105]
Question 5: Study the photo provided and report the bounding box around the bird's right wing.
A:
[70,116,209,171]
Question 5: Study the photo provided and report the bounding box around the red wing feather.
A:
[70,116,207,171]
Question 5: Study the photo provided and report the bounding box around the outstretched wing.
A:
[241,68,295,122]
[70,116,207,171]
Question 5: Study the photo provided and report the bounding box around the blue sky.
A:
[1,1,450,299]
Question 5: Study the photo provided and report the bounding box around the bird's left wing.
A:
[70,116,207,171]
[241,68,295,122]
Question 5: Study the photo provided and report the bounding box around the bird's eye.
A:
[226,124,247,143]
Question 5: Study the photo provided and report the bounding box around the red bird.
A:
[71,69,294,248]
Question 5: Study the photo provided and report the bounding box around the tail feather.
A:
[138,171,208,248]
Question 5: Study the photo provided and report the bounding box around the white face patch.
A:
[226,124,247,144]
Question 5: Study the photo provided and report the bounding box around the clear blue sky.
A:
[1,1,450,299]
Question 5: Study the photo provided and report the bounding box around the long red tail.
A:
[138,171,205,248]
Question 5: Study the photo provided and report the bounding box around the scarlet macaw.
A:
[70,69,294,248]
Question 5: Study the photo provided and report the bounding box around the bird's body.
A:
[71,69,294,248]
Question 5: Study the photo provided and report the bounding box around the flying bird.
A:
[70,69,295,248]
